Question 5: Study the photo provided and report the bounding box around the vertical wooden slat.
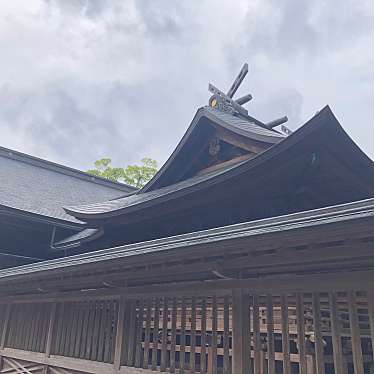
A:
[54,303,64,356]
[252,295,261,374]
[232,289,251,374]
[114,297,126,371]
[170,298,177,373]
[367,290,374,363]
[190,296,197,374]
[329,292,344,374]
[45,303,57,358]
[296,293,307,374]
[135,299,144,368]
[103,300,113,363]
[180,297,187,374]
[266,294,275,374]
[25,304,34,350]
[0,304,11,349]
[91,301,102,361]
[60,303,69,356]
[79,302,90,359]
[97,301,107,362]
[127,300,137,367]
[312,293,325,374]
[280,294,291,374]
[74,303,84,358]
[201,297,207,374]
[347,291,364,374]
[223,295,230,374]
[161,297,169,372]
[143,298,152,369]
[151,298,160,371]
[211,295,218,374]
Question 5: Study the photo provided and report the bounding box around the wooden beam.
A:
[0,304,11,349]
[347,291,364,374]
[312,293,325,374]
[214,126,269,154]
[196,153,256,177]
[45,303,57,358]
[281,294,291,374]
[329,292,344,374]
[231,289,251,374]
[113,297,125,371]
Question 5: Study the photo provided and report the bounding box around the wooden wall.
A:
[0,287,374,374]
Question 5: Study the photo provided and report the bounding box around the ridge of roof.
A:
[0,145,137,193]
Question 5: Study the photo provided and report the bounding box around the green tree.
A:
[87,157,158,188]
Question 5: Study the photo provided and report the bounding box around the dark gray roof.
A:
[0,146,135,225]
[65,163,239,217]
[65,106,337,219]
[2,196,374,282]
[141,106,284,193]
[204,107,285,142]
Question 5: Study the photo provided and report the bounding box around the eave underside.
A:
[2,198,374,299]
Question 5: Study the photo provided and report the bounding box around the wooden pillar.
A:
[114,297,126,371]
[45,303,57,358]
[0,304,11,349]
[232,289,251,374]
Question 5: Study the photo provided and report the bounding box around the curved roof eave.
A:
[140,106,284,193]
[64,106,374,221]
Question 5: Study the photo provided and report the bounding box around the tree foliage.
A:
[87,157,158,188]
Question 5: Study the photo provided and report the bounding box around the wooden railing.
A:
[0,288,374,374]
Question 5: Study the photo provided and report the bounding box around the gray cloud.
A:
[0,0,373,172]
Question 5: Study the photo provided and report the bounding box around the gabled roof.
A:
[142,106,285,192]
[65,106,374,222]
[0,146,136,225]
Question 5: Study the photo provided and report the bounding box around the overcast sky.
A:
[0,0,374,171]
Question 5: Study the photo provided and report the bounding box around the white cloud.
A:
[0,0,373,170]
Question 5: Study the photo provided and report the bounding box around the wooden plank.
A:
[170,298,177,373]
[0,304,11,349]
[113,297,126,371]
[312,293,325,374]
[180,297,186,374]
[211,295,218,374]
[296,293,307,374]
[151,298,160,371]
[252,295,261,374]
[127,300,137,367]
[69,302,79,357]
[54,303,64,356]
[347,291,364,374]
[231,289,250,374]
[90,301,101,361]
[79,302,90,359]
[329,292,344,374]
[134,299,144,368]
[103,300,112,363]
[190,296,197,374]
[367,290,374,363]
[200,297,207,374]
[97,301,107,362]
[280,294,291,374]
[266,294,275,374]
[160,297,169,372]
[143,298,152,369]
[45,303,57,358]
[223,295,230,374]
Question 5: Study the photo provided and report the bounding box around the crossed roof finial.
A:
[208,63,289,131]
